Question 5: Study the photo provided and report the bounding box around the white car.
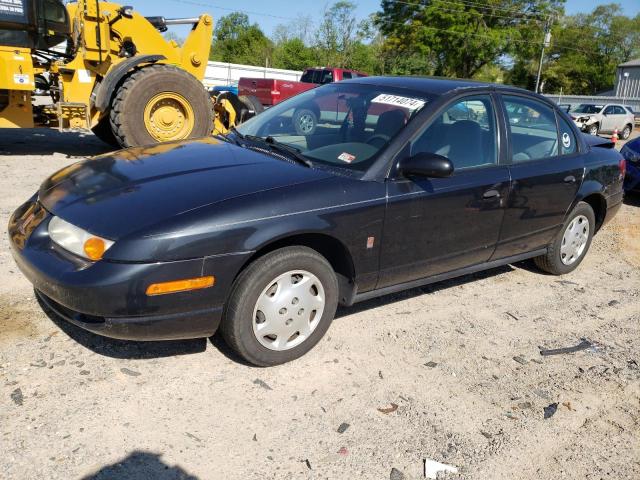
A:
[570,103,635,139]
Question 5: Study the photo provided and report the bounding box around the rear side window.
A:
[557,115,577,155]
[614,106,627,115]
[503,95,558,162]
[300,70,314,83]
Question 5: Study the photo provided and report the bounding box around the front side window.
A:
[236,83,433,172]
[503,95,558,162]
[342,72,352,80]
[411,95,497,169]
[603,105,615,115]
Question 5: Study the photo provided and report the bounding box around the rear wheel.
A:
[621,124,632,140]
[110,65,213,147]
[293,108,318,136]
[91,116,119,147]
[534,201,595,275]
[239,95,264,119]
[220,246,338,366]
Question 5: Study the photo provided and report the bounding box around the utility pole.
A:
[535,16,552,94]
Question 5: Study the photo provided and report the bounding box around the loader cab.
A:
[0,0,69,49]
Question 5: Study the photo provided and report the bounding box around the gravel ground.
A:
[1,129,639,480]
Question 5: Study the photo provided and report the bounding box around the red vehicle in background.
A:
[238,67,368,108]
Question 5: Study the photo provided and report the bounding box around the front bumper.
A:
[9,199,250,341]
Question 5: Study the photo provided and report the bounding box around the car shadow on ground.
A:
[0,129,112,158]
[80,451,199,480]
[335,263,516,318]
[37,294,207,360]
[624,192,640,207]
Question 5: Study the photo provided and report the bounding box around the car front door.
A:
[491,94,584,260]
[601,105,617,133]
[378,94,510,288]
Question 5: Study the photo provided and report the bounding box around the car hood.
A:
[39,137,333,239]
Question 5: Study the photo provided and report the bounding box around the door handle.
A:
[482,189,500,199]
[564,175,576,184]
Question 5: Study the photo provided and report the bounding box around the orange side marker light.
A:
[146,276,215,296]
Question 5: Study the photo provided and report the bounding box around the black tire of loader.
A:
[109,64,214,148]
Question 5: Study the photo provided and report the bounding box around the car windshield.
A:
[573,104,602,114]
[233,83,433,172]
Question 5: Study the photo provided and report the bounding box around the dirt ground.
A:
[0,129,639,480]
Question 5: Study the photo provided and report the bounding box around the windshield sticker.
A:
[371,94,426,111]
[562,132,571,148]
[338,152,356,163]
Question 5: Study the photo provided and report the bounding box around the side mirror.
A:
[400,152,454,178]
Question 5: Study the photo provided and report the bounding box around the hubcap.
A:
[253,270,325,351]
[560,215,589,265]
[298,114,315,134]
[144,92,195,142]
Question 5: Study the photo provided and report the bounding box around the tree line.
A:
[205,1,640,95]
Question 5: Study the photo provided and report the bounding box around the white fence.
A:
[203,61,302,88]
[545,94,640,112]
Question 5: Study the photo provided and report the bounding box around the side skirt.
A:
[351,248,547,304]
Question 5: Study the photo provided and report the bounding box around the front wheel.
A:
[534,201,595,275]
[587,123,599,136]
[220,246,338,366]
[110,65,214,147]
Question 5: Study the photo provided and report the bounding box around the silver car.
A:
[571,103,635,139]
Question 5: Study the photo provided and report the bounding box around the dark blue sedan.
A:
[9,77,625,365]
[621,136,640,193]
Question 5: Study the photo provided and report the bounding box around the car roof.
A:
[347,75,531,96]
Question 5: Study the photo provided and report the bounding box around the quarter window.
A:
[503,96,558,162]
[411,95,497,169]
[557,115,577,155]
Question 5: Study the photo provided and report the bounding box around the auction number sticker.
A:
[562,132,571,148]
[371,94,426,111]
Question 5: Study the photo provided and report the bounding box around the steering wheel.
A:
[366,134,391,148]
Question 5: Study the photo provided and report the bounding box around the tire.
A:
[91,116,119,147]
[534,201,595,275]
[109,64,214,147]
[220,246,338,366]
[293,108,318,136]
[621,124,632,140]
[587,123,599,136]
[239,95,264,119]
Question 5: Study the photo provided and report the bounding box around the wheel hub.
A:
[144,92,195,142]
[560,214,589,265]
[252,270,325,351]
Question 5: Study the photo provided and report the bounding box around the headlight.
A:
[48,216,114,261]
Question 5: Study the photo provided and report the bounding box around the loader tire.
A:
[109,64,214,147]
[91,116,119,147]
[239,95,264,119]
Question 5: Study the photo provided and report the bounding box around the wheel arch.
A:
[576,190,607,233]
[93,55,166,112]
[236,232,357,305]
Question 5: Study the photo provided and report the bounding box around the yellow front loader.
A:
[0,0,245,147]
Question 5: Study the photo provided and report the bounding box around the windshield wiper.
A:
[243,134,313,168]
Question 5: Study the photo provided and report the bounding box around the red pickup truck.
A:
[238,67,367,107]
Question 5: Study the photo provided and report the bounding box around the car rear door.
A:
[378,93,510,288]
[491,94,584,260]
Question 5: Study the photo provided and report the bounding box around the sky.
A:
[130,0,640,37]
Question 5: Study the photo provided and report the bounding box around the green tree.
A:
[210,12,273,66]
[271,38,316,70]
[375,0,562,78]
[532,4,640,94]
